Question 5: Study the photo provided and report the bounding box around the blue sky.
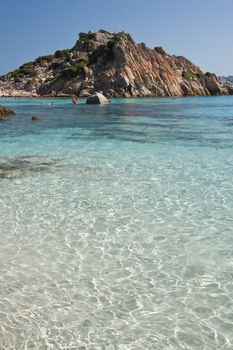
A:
[1,0,232,76]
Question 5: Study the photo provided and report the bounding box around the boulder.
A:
[0,105,15,118]
[86,92,109,105]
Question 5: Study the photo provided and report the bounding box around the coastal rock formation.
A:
[0,105,15,119]
[0,30,231,97]
[86,92,109,104]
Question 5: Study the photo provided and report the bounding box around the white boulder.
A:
[86,92,109,105]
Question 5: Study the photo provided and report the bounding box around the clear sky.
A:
[1,0,232,76]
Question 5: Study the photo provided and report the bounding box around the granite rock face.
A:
[0,30,231,97]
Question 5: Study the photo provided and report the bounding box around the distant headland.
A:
[0,30,232,97]
[221,75,233,85]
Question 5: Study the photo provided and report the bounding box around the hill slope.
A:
[221,75,233,85]
[0,30,231,97]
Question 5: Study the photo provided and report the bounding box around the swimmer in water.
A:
[71,94,78,104]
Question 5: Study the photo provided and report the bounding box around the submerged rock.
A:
[0,156,58,179]
[86,92,109,105]
[0,105,15,118]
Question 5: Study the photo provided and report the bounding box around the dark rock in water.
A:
[0,105,15,119]
[31,116,44,121]
[86,92,109,105]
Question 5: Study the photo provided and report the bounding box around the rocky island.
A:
[0,30,232,97]
[0,105,15,119]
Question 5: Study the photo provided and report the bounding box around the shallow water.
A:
[0,96,233,349]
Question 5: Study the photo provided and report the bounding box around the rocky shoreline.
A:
[1,30,232,98]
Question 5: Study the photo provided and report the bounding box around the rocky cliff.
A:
[0,30,231,97]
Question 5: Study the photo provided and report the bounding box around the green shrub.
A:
[44,77,53,83]
[49,62,61,70]
[116,31,125,37]
[89,38,117,65]
[140,42,147,49]
[88,51,98,65]
[11,65,36,79]
[54,49,70,59]
[182,70,204,79]
[60,59,88,79]
[60,67,78,79]
[107,35,120,48]
[26,79,36,85]
[35,55,54,63]
[11,70,24,79]
[13,61,37,79]
[75,59,89,70]
[79,32,96,41]
[196,72,205,78]
[154,46,166,55]
[19,61,34,69]
[97,44,114,63]
[20,65,36,76]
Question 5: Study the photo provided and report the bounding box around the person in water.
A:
[71,94,78,104]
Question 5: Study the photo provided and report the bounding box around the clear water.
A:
[0,96,233,349]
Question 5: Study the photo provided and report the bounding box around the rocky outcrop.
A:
[0,105,15,118]
[0,30,231,97]
[86,92,109,104]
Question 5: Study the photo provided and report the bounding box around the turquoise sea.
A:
[0,96,233,349]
